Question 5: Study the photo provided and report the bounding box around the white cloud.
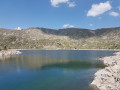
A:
[50,0,76,7]
[67,2,76,7]
[63,24,74,28]
[90,24,93,26]
[15,27,22,30]
[118,6,120,10]
[87,1,112,17]
[109,11,119,16]
[69,25,74,28]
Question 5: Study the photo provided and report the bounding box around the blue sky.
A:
[0,0,120,30]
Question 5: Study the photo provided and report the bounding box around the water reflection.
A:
[0,55,105,73]
[0,50,116,90]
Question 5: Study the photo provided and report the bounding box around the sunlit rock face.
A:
[0,50,21,60]
[91,52,120,90]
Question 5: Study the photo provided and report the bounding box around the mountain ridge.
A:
[0,27,120,49]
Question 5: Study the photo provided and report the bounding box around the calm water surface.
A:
[0,50,116,90]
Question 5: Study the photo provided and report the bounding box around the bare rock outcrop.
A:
[91,52,120,90]
[0,49,21,60]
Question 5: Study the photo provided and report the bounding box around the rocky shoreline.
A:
[91,52,120,90]
[0,49,21,60]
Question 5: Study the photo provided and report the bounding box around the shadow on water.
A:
[40,60,105,70]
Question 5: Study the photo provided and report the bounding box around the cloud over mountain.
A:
[87,1,112,17]
[63,24,74,28]
[50,0,76,7]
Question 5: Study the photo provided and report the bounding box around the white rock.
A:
[91,51,120,90]
[0,49,21,60]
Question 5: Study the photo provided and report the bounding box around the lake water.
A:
[0,50,116,90]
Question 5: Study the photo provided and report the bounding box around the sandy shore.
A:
[91,52,120,90]
[0,49,21,60]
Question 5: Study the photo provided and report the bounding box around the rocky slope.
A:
[0,27,120,49]
[91,52,120,90]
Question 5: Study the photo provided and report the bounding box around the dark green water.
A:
[0,50,116,90]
